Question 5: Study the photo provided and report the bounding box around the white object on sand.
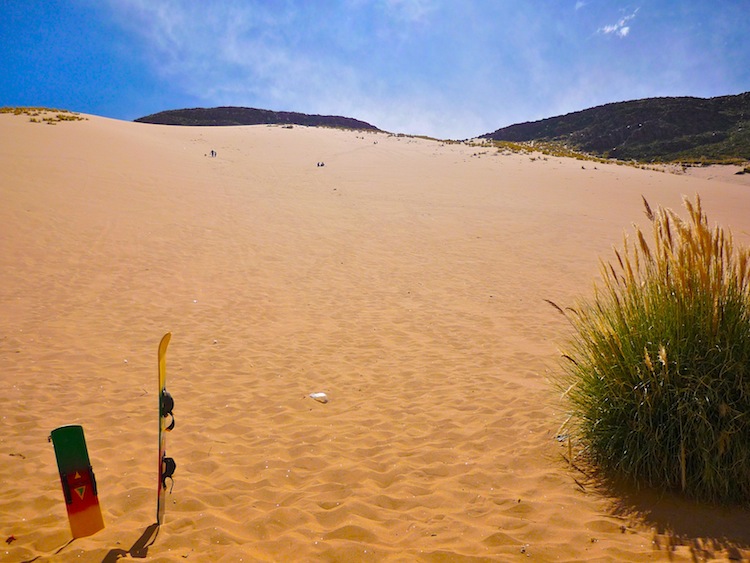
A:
[309,392,328,403]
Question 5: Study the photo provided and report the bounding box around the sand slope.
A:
[2,113,750,562]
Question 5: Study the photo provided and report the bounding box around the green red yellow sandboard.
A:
[50,425,105,538]
[157,332,176,525]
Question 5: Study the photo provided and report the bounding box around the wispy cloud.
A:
[599,8,639,38]
[82,1,747,139]
[382,0,436,23]
[99,0,448,133]
[104,2,362,111]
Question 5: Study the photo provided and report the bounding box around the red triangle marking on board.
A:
[75,486,86,500]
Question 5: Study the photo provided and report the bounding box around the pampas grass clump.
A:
[554,195,750,503]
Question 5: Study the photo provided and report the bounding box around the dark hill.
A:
[481,92,750,162]
[135,106,381,131]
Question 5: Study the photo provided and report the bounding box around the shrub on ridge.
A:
[553,194,750,503]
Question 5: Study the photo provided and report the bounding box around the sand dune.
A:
[2,112,750,562]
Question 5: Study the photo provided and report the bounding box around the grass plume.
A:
[555,194,750,503]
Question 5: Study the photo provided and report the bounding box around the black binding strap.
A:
[89,465,98,497]
[162,456,176,489]
[161,390,175,431]
[61,473,72,505]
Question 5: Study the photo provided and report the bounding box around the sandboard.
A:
[157,332,176,525]
[50,425,105,538]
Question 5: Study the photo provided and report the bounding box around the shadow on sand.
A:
[101,523,159,562]
[570,460,750,560]
[609,487,750,560]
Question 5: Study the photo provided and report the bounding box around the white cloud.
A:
[575,1,586,10]
[599,8,639,38]
[103,1,362,112]
[382,0,436,23]
[100,0,452,134]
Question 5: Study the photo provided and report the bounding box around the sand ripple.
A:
[3,115,750,561]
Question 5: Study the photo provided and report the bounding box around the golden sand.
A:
[2,113,750,561]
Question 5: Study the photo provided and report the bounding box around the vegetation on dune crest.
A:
[552,195,750,504]
[1,106,86,124]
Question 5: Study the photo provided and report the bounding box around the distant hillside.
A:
[135,106,381,131]
[481,92,750,163]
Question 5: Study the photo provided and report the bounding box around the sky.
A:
[2,0,749,139]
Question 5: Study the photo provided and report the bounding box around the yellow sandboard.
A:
[157,332,176,525]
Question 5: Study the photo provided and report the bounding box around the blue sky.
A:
[2,0,749,139]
